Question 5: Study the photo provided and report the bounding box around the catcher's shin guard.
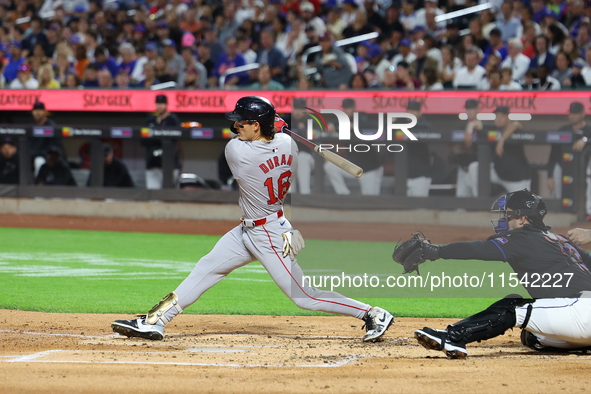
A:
[146,292,183,325]
[446,295,533,345]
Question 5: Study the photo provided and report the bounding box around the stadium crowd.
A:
[1,0,591,90]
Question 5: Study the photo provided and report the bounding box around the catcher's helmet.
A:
[491,189,547,234]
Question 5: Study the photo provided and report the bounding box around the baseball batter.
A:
[394,190,591,358]
[111,96,393,342]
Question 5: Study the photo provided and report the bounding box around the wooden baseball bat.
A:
[282,128,364,178]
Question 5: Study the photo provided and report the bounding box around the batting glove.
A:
[282,230,305,259]
[275,115,289,133]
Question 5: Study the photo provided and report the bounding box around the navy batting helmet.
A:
[225,96,276,135]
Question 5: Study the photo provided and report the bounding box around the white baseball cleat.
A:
[111,318,164,340]
[362,307,394,342]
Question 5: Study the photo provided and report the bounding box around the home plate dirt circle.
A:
[2,310,591,393]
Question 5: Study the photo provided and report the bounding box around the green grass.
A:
[0,227,509,318]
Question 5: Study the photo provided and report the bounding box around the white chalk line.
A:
[0,351,363,368]
[5,349,64,362]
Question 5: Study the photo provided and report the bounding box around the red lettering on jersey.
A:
[274,156,280,167]
[259,164,269,174]
[280,154,286,165]
[287,155,293,165]
[266,159,275,170]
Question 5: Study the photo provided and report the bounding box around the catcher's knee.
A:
[448,295,534,344]
[146,292,183,325]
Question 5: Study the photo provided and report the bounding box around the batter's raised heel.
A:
[362,307,394,342]
[111,318,164,340]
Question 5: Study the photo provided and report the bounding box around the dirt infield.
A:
[2,213,591,392]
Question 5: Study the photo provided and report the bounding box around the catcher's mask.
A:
[490,189,547,235]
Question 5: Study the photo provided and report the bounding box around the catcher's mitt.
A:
[392,232,437,274]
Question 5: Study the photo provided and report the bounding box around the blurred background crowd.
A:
[1,0,591,90]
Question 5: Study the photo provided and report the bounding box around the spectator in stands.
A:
[391,39,416,67]
[73,44,89,79]
[143,94,181,189]
[30,44,48,70]
[342,8,373,46]
[394,60,421,89]
[581,49,591,85]
[137,62,160,88]
[571,58,588,87]
[400,0,419,33]
[366,43,390,82]
[499,67,524,90]
[349,72,368,89]
[0,62,6,89]
[130,42,157,84]
[82,62,99,87]
[35,146,76,186]
[117,43,137,76]
[420,67,444,90]
[417,0,445,30]
[439,45,461,88]
[37,63,61,89]
[154,56,175,84]
[97,69,114,88]
[453,48,487,89]
[300,1,326,36]
[500,38,530,83]
[10,63,39,89]
[4,41,25,83]
[530,0,547,24]
[237,36,256,65]
[202,27,224,67]
[547,101,591,199]
[534,64,561,90]
[213,37,248,89]
[520,22,538,59]
[326,8,347,40]
[315,32,352,89]
[496,0,521,42]
[378,66,397,89]
[256,30,286,82]
[115,69,131,89]
[53,52,76,86]
[197,42,215,83]
[482,28,508,65]
[547,24,567,55]
[182,66,202,89]
[247,64,284,90]
[410,39,438,79]
[561,36,581,63]
[453,99,481,198]
[0,137,19,185]
[530,35,556,71]
[551,51,574,86]
[88,143,134,188]
[64,72,82,88]
[180,46,207,89]
[161,39,185,85]
[324,98,385,196]
[44,23,60,58]
[479,68,503,90]
[467,18,489,52]
[30,101,66,177]
[94,45,118,78]
[576,25,591,58]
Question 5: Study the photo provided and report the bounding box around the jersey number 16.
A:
[264,171,292,205]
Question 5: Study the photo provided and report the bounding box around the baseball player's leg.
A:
[407,176,431,197]
[112,225,254,339]
[323,161,352,195]
[552,163,562,199]
[244,221,393,341]
[358,166,383,196]
[586,161,591,216]
[146,168,163,189]
[467,161,479,197]
[415,296,532,358]
[296,151,315,194]
[516,297,591,349]
[455,166,471,197]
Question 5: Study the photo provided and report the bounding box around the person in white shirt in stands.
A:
[580,50,591,85]
[416,0,445,29]
[391,39,417,68]
[500,38,530,83]
[9,63,39,89]
[400,0,420,32]
[453,48,486,89]
[496,1,521,42]
[499,67,523,90]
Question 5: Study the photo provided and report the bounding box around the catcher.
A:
[393,189,591,358]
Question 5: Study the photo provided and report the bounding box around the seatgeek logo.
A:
[304,107,418,153]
